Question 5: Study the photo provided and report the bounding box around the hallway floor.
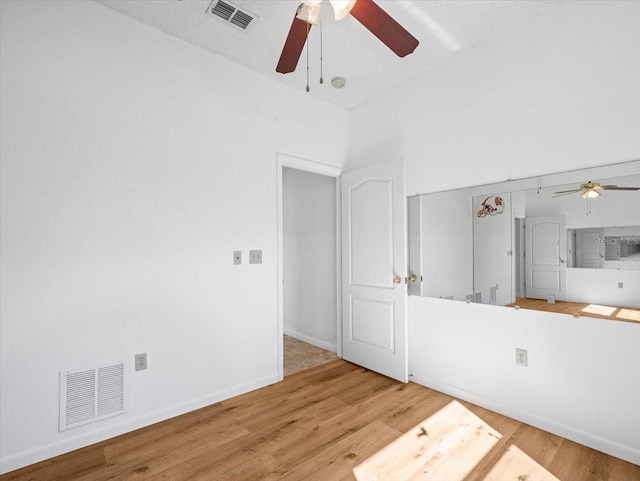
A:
[284,335,337,376]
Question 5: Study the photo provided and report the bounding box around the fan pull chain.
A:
[305,22,310,92]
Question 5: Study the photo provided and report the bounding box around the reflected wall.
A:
[408,161,640,309]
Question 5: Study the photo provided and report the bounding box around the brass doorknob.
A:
[393,276,402,284]
[408,274,417,283]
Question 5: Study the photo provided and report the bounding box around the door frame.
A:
[276,153,342,381]
[514,215,525,300]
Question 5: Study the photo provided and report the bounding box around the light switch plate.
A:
[250,250,262,264]
[233,251,242,265]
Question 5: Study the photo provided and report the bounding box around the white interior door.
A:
[341,159,407,382]
[576,228,605,268]
[525,215,567,301]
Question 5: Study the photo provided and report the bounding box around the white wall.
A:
[283,168,337,351]
[349,0,640,466]
[567,269,639,308]
[473,192,513,305]
[409,297,640,464]
[0,0,347,473]
[420,189,472,301]
[348,1,640,194]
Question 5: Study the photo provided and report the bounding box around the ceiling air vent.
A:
[206,0,257,31]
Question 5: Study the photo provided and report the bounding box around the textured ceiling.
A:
[97,0,560,110]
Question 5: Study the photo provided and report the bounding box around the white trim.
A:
[410,373,640,466]
[278,154,342,178]
[335,176,343,358]
[276,153,343,381]
[284,329,337,353]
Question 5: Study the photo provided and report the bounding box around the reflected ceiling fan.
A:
[553,181,640,199]
[276,0,419,75]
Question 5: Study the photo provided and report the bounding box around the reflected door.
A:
[341,159,407,382]
[525,215,567,301]
[576,228,605,268]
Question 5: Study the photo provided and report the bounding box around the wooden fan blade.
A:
[600,185,640,191]
[349,0,419,57]
[276,12,311,74]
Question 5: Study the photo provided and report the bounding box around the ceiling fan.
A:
[276,0,419,75]
[552,181,640,199]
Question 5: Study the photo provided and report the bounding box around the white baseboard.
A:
[410,372,640,466]
[284,329,337,353]
[0,373,279,475]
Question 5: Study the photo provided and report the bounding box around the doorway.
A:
[277,154,342,380]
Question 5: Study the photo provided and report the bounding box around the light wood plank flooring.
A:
[510,297,640,323]
[2,360,638,480]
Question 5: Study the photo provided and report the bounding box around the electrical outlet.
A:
[249,250,262,264]
[515,348,528,367]
[233,251,242,265]
[135,353,147,371]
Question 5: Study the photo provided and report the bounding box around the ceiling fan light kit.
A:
[552,180,640,199]
[277,0,419,91]
[582,189,601,199]
[297,3,322,25]
[299,0,356,22]
[328,0,357,20]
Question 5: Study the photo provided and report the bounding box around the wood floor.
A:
[510,297,640,323]
[2,360,638,481]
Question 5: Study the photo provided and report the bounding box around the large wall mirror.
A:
[407,160,640,321]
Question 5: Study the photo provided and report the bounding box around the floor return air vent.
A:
[59,362,128,431]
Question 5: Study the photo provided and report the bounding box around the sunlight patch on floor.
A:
[481,444,560,481]
[353,400,501,481]
[581,304,617,316]
[616,308,640,322]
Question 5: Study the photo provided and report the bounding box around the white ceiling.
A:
[97,0,560,110]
